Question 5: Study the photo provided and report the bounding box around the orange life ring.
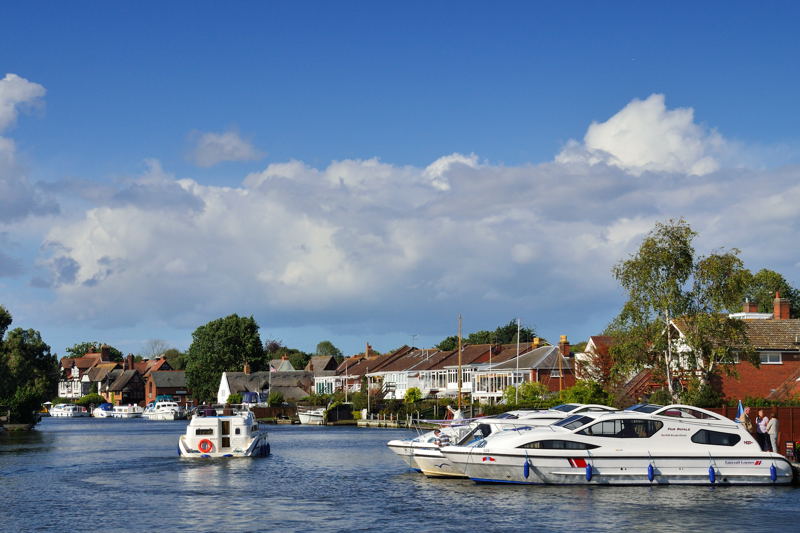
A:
[198,439,213,453]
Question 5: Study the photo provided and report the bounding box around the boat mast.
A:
[515,318,520,404]
[457,314,462,411]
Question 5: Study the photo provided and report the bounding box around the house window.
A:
[759,352,782,365]
[551,370,562,378]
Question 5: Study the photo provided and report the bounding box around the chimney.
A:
[743,299,758,313]
[774,292,791,320]
[366,343,374,359]
[125,354,134,370]
[558,335,570,356]
[532,337,541,348]
[243,362,251,375]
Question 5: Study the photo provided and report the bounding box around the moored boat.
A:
[112,404,144,418]
[178,407,269,458]
[49,404,89,417]
[393,404,617,477]
[440,404,795,485]
[92,403,115,418]
[297,407,326,425]
[143,401,186,421]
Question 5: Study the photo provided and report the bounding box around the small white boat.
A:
[143,401,186,421]
[178,407,269,458]
[297,407,326,425]
[440,404,795,485]
[112,404,144,418]
[49,404,89,417]
[92,403,115,418]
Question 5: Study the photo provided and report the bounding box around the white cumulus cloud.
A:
[0,73,57,223]
[557,94,725,176]
[188,129,264,167]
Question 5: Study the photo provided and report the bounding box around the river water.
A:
[2,418,799,532]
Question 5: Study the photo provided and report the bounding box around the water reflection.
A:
[2,420,800,532]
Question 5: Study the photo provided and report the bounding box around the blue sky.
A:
[2,1,799,358]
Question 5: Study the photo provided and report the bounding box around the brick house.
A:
[145,370,192,407]
[671,293,800,401]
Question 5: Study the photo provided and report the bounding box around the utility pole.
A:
[457,314,463,411]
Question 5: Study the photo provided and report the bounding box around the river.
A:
[1,418,799,532]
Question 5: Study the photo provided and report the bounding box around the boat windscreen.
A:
[625,404,662,413]
[553,415,595,430]
[551,404,580,412]
[492,413,519,419]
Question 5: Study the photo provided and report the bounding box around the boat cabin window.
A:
[235,428,241,435]
[553,415,595,430]
[518,440,599,450]
[578,419,663,438]
[690,429,741,446]
[658,407,718,420]
[195,428,214,435]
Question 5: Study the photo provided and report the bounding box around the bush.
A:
[227,393,243,404]
[679,381,722,408]
[404,387,422,404]
[268,391,284,406]
[558,381,613,406]
[646,388,674,405]
[76,393,107,407]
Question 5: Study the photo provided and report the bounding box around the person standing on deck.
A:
[767,415,779,455]
[755,410,770,451]
[740,406,756,438]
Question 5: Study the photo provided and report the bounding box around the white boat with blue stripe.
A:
[439,404,794,485]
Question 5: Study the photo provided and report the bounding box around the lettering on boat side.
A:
[722,460,762,465]
[481,456,496,462]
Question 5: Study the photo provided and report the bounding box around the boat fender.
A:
[198,439,214,453]
[523,460,530,479]
[585,464,592,482]
[647,463,654,482]
[266,443,271,456]
[770,464,777,483]
[708,466,716,484]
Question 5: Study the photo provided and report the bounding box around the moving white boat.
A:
[143,401,186,421]
[92,403,114,418]
[406,404,618,478]
[178,407,269,458]
[49,404,89,417]
[297,407,326,425]
[112,404,144,418]
[440,404,795,485]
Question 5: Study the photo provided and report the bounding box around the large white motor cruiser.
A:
[178,406,270,458]
[440,404,794,485]
[143,401,186,421]
[389,404,617,477]
[49,404,89,417]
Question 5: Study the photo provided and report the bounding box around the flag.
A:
[734,399,744,423]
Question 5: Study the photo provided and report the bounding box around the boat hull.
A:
[178,432,270,458]
[413,447,467,478]
[298,410,325,425]
[442,449,795,485]
[143,412,180,421]
[387,440,421,470]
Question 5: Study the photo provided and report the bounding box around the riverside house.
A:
[314,338,577,403]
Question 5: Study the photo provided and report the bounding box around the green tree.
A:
[316,340,342,358]
[185,314,264,403]
[437,320,537,350]
[610,219,754,397]
[0,306,59,425]
[746,269,800,318]
[163,348,186,370]
[404,387,422,404]
[65,342,123,361]
[503,381,549,406]
[558,380,613,406]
